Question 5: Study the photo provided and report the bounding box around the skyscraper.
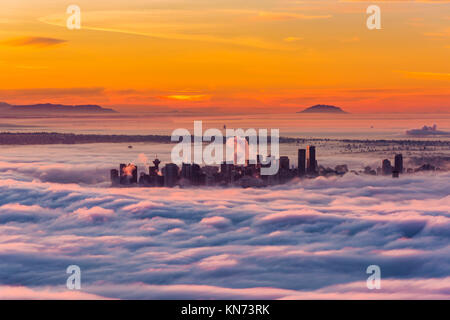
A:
[163,163,179,187]
[149,166,158,177]
[280,156,290,170]
[298,149,306,176]
[191,163,203,185]
[221,161,234,182]
[394,154,403,174]
[153,157,161,171]
[131,165,138,184]
[181,163,192,180]
[149,157,161,181]
[307,146,316,174]
[119,163,126,184]
[382,159,392,175]
[110,169,119,186]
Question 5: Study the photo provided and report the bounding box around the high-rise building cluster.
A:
[379,154,403,178]
[111,146,322,188]
[110,148,433,188]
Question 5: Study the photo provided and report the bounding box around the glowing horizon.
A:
[0,0,449,114]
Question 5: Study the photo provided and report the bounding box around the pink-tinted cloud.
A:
[0,147,449,299]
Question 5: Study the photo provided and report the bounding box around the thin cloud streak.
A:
[1,36,67,48]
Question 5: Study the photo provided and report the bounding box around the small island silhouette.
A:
[0,102,117,114]
[406,124,450,136]
[297,104,347,114]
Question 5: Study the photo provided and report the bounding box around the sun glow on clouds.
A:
[255,11,332,21]
[165,94,211,101]
[1,0,449,112]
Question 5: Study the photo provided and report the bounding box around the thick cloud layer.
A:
[0,167,449,299]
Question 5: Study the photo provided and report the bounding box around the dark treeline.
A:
[0,132,172,145]
[0,132,300,145]
[0,132,449,146]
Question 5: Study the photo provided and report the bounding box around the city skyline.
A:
[109,144,442,188]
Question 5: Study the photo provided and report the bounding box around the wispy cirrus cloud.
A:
[1,36,66,48]
[255,11,332,21]
[340,36,361,43]
[37,10,299,51]
[283,36,304,42]
[340,0,450,3]
[423,29,450,38]
[397,70,450,80]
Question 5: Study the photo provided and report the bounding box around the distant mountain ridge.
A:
[0,102,117,114]
[297,105,347,114]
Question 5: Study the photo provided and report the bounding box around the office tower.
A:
[119,163,126,184]
[203,166,219,186]
[139,172,150,185]
[120,164,136,185]
[181,163,192,180]
[382,159,392,175]
[131,165,138,184]
[244,165,254,176]
[220,162,228,183]
[110,169,119,186]
[394,154,403,174]
[307,146,317,174]
[298,149,306,176]
[265,158,279,185]
[149,165,158,177]
[192,164,202,185]
[163,163,179,187]
[277,156,291,184]
[157,175,165,187]
[392,170,399,178]
[221,162,227,175]
[280,156,290,170]
[221,161,234,179]
[149,157,161,182]
[153,158,161,171]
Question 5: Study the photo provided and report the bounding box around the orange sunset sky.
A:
[0,0,449,113]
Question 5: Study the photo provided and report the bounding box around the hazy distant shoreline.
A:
[0,132,449,146]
